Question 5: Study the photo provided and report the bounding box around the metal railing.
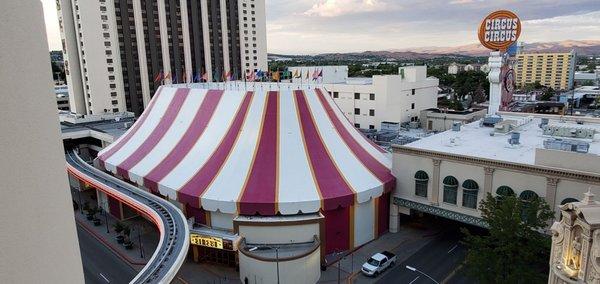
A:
[66,150,189,284]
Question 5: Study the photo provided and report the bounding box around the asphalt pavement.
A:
[375,228,468,284]
[76,224,138,284]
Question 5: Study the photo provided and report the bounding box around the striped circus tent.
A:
[96,86,395,249]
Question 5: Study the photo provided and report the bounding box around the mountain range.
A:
[269,40,600,61]
[391,40,600,56]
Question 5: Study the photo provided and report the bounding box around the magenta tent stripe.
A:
[115,88,190,179]
[238,91,278,215]
[294,90,354,211]
[98,87,164,168]
[143,90,224,192]
[177,92,254,208]
[315,89,395,191]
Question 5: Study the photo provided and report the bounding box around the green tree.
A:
[540,87,555,101]
[462,193,554,284]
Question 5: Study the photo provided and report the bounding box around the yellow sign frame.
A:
[190,234,224,249]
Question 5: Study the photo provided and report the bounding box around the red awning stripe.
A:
[97,87,164,168]
[116,88,190,179]
[238,91,279,215]
[177,92,255,208]
[294,90,355,211]
[314,89,395,191]
[143,90,224,192]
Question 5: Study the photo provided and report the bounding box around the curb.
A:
[76,218,147,266]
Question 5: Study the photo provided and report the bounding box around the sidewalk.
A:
[73,199,159,268]
[318,221,439,283]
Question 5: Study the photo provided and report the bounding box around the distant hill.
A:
[394,40,600,56]
[268,40,600,60]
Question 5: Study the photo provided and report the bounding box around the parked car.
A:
[361,251,396,277]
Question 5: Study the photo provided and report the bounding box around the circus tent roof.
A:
[96,86,394,216]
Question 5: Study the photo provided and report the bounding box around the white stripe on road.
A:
[447,244,458,254]
[99,273,110,283]
[409,276,420,284]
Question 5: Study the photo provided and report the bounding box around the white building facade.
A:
[390,112,600,229]
[321,66,439,130]
[57,0,267,116]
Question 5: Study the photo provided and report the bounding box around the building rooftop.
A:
[402,113,600,166]
[60,112,135,141]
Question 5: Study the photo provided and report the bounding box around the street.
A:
[374,225,471,284]
[76,224,138,284]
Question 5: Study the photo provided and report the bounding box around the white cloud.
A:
[521,11,600,43]
[303,0,393,17]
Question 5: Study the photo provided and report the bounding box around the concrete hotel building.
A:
[289,66,439,131]
[391,112,600,229]
[1,2,84,282]
[515,51,576,91]
[57,0,267,116]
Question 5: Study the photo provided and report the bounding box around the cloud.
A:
[449,0,482,5]
[522,10,600,43]
[303,0,393,17]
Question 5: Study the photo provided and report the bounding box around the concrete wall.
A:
[239,247,321,284]
[421,109,487,132]
[0,2,84,282]
[393,150,599,221]
[239,223,318,244]
[535,148,600,174]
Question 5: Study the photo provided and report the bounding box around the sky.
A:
[42,0,600,54]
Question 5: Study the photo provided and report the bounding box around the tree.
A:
[540,87,555,101]
[461,193,554,284]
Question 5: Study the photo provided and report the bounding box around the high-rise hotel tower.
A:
[57,0,267,116]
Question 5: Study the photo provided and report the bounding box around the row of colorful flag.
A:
[152,68,325,84]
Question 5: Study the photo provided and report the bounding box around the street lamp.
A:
[405,265,439,284]
[250,246,280,284]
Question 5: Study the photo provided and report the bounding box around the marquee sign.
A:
[478,10,521,51]
[190,234,223,249]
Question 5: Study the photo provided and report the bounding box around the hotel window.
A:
[333,92,339,98]
[369,125,375,129]
[443,176,458,204]
[519,190,539,221]
[411,89,416,95]
[354,123,360,128]
[369,93,375,100]
[411,103,415,109]
[354,93,360,99]
[369,109,375,116]
[496,186,514,200]
[414,171,429,198]
[462,179,479,209]
[354,108,360,115]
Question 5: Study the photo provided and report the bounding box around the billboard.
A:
[478,10,521,51]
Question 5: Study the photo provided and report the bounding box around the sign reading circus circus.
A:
[478,10,521,51]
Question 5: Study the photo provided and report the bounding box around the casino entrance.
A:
[194,246,237,267]
[189,229,240,268]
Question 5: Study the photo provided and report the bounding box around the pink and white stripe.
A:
[96,86,395,216]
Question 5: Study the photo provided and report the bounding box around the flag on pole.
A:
[312,69,319,81]
[193,71,200,83]
[306,70,310,80]
[272,71,280,82]
[318,69,323,78]
[201,72,208,82]
[154,71,164,83]
[293,69,300,78]
[164,72,172,81]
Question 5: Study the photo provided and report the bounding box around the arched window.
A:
[519,190,540,221]
[462,179,479,209]
[560,198,579,205]
[414,171,429,198]
[496,186,515,198]
[519,190,539,202]
[443,176,458,204]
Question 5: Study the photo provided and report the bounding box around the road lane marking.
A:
[409,276,420,284]
[447,244,458,254]
[99,273,110,283]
